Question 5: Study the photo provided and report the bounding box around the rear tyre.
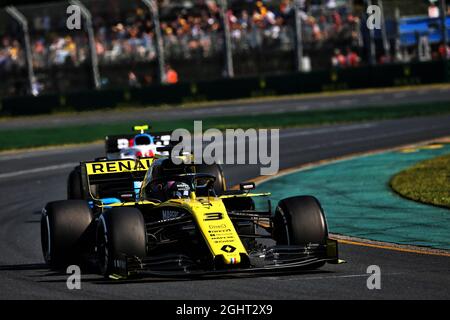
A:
[41,200,93,267]
[273,196,328,268]
[96,208,146,277]
[195,163,226,195]
[67,166,83,200]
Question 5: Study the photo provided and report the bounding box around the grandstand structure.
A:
[0,0,448,98]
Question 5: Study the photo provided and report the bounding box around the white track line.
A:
[0,122,441,181]
[0,143,101,162]
[0,162,78,180]
[267,272,402,281]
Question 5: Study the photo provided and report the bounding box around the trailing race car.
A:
[67,124,174,200]
[42,154,341,278]
[105,125,172,160]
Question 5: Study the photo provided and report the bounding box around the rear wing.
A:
[105,132,172,154]
[80,158,154,200]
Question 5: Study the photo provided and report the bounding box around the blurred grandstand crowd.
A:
[0,0,449,96]
[0,0,361,71]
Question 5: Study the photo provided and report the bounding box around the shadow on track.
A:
[90,269,334,285]
[29,265,333,285]
[0,263,48,271]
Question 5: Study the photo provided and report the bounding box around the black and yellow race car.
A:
[41,154,341,279]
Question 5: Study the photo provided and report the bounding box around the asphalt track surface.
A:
[1,85,450,130]
[0,112,449,299]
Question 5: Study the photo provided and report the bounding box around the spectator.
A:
[31,76,43,96]
[331,49,346,68]
[428,1,440,18]
[0,0,364,73]
[326,0,338,10]
[128,71,141,88]
[346,48,360,67]
[165,64,178,84]
[438,42,450,59]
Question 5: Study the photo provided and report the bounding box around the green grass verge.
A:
[390,153,450,208]
[2,101,450,152]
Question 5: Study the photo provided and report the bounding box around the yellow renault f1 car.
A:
[41,155,340,278]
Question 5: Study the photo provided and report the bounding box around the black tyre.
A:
[195,163,226,195]
[67,166,83,200]
[96,208,146,277]
[273,196,328,246]
[41,200,93,267]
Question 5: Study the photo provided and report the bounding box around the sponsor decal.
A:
[221,245,237,253]
[86,158,153,175]
[161,209,181,221]
[209,224,227,229]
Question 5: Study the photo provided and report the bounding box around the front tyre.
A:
[41,200,93,267]
[273,196,328,269]
[273,196,328,245]
[96,208,146,277]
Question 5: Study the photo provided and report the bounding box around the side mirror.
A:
[239,182,255,191]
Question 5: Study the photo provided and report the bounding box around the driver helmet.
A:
[165,181,191,199]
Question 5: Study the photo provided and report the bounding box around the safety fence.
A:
[1,59,447,116]
[6,0,449,98]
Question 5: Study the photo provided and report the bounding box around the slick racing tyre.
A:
[96,208,146,278]
[67,166,83,200]
[195,163,226,195]
[273,196,328,246]
[41,200,93,267]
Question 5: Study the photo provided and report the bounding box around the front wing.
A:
[109,239,341,279]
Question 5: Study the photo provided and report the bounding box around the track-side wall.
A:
[1,60,448,116]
